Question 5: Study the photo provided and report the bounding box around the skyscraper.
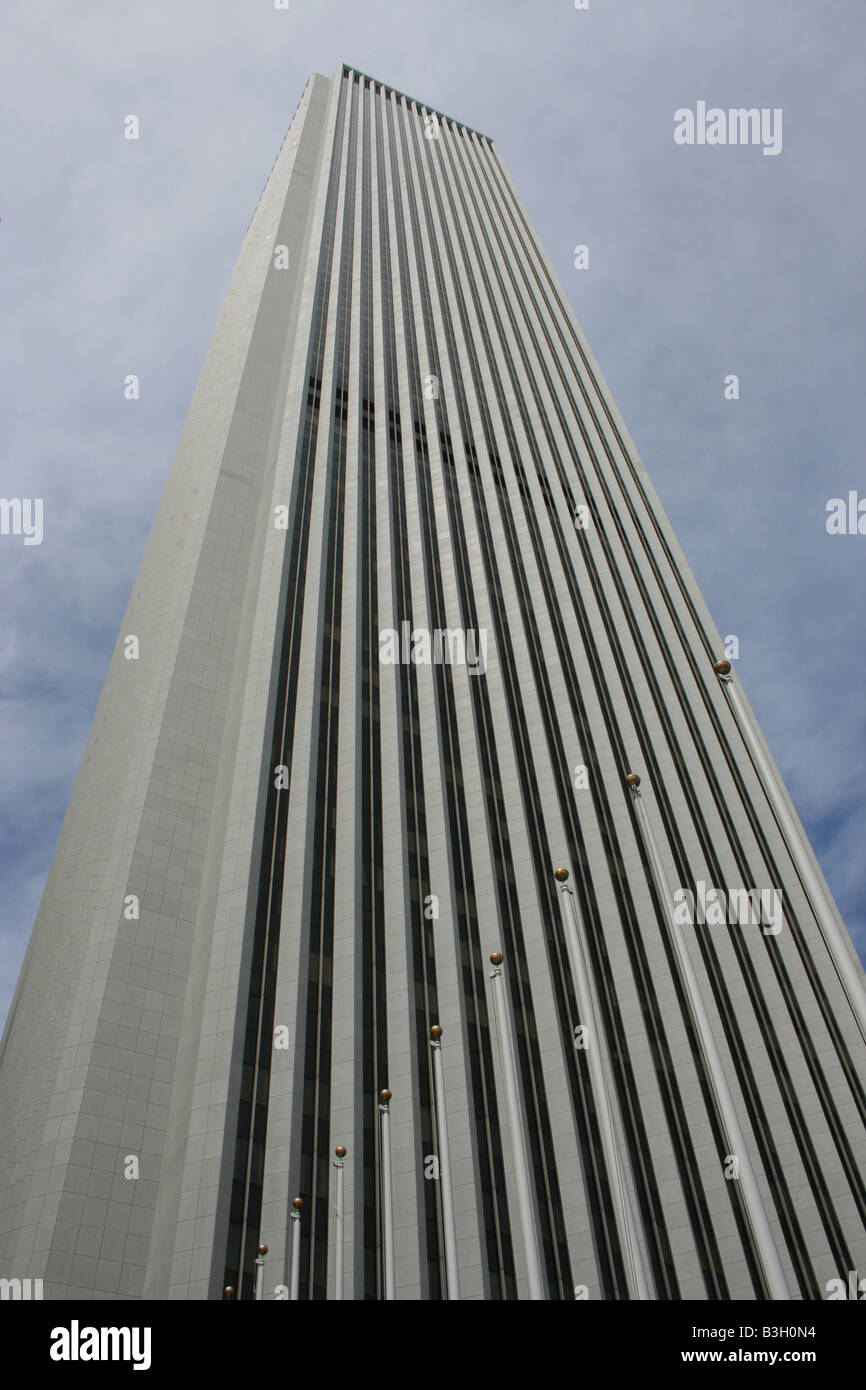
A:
[1,62,864,1302]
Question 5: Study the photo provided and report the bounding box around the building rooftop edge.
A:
[323,61,495,144]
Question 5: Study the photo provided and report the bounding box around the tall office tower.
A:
[1,63,864,1304]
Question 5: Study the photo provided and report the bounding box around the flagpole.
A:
[553,868,651,1299]
[254,1242,268,1301]
[713,657,866,1044]
[289,1197,302,1300]
[626,771,790,1299]
[488,951,545,1300]
[378,1089,396,1299]
[333,1145,347,1300]
[429,1025,460,1299]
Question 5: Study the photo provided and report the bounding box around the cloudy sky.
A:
[1,0,863,1029]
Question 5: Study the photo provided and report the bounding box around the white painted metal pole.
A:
[554,869,651,1299]
[713,658,866,1045]
[333,1146,346,1301]
[378,1090,396,1299]
[289,1198,302,1300]
[429,1026,461,1299]
[254,1242,267,1301]
[488,952,546,1300]
[626,773,790,1299]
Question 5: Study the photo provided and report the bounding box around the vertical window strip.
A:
[297,71,358,1299]
[398,115,629,1299]
[408,108,594,1301]
[373,87,444,1300]
[221,75,349,1300]
[358,81,389,1302]
[404,105,595,1301]
[387,95,522,1299]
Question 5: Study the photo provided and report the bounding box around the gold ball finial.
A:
[379,1088,392,1103]
[335,1144,347,1158]
[713,658,731,676]
[490,951,503,965]
[292,1197,303,1210]
[224,1286,234,1298]
[257,1244,268,1256]
[430,1024,443,1039]
[553,867,569,882]
[625,773,641,788]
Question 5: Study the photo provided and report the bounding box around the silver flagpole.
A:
[713,657,866,1044]
[429,1026,461,1300]
[553,868,651,1299]
[488,952,546,1300]
[378,1090,396,1300]
[289,1197,302,1300]
[254,1242,268,1301]
[333,1145,347,1301]
[626,772,790,1299]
